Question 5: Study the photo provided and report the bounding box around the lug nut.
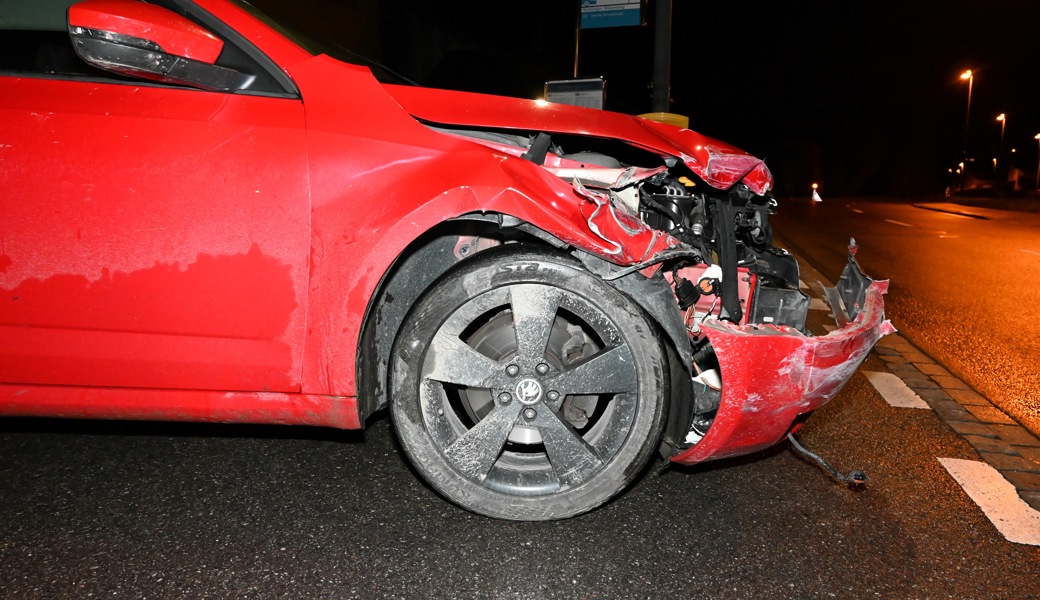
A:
[498,392,512,405]
[523,408,537,420]
[505,364,520,377]
[547,390,560,402]
[536,363,550,375]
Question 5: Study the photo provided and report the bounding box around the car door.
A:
[0,0,311,392]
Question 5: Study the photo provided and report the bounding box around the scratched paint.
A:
[673,280,891,465]
[0,245,300,392]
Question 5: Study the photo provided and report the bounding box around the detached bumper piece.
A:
[672,244,894,465]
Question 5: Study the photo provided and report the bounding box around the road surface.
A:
[3,250,1038,598]
[773,197,1040,436]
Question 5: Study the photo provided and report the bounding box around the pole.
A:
[963,74,972,157]
[573,2,582,78]
[651,0,672,112]
[999,115,1006,180]
[960,72,973,191]
[574,2,582,77]
[1035,135,1040,191]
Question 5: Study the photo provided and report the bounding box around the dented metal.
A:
[672,251,893,465]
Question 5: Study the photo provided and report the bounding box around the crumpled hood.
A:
[383,84,773,196]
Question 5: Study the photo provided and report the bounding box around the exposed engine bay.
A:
[431,123,824,452]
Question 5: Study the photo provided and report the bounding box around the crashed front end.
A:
[419,108,892,466]
[551,125,893,465]
[672,250,893,464]
[567,153,893,465]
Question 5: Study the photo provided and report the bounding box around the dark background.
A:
[253,0,1040,198]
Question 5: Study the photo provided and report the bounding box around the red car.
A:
[0,0,892,520]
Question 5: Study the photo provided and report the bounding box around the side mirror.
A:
[67,0,255,91]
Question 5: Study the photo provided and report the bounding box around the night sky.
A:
[260,0,1040,197]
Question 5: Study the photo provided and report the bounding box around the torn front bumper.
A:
[671,249,895,465]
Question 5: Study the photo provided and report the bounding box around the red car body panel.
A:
[0,2,675,423]
[287,55,676,397]
[0,0,887,476]
[0,385,360,429]
[384,84,774,196]
[1,77,311,393]
[672,281,894,465]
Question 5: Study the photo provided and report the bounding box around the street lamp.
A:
[996,113,1006,170]
[959,70,973,190]
[960,71,973,153]
[1034,133,1040,190]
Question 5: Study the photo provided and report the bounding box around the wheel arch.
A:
[355,213,694,433]
[355,213,565,426]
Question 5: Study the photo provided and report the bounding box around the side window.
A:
[0,0,129,79]
[0,0,294,96]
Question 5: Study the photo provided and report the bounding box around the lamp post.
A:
[959,70,973,190]
[1034,133,1040,191]
[996,114,1006,173]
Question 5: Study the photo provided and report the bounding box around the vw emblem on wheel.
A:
[515,378,543,405]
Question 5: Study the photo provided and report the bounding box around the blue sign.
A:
[580,0,642,29]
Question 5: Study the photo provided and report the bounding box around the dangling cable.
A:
[787,434,867,487]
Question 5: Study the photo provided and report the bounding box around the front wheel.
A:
[390,248,667,520]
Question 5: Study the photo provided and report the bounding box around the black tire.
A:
[390,247,667,520]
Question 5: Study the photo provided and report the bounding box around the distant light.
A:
[948,168,953,173]
[960,70,972,80]
[1011,148,1016,153]
[1035,133,1040,140]
[996,113,1005,122]
[534,99,549,107]
[958,162,965,169]
[811,183,819,190]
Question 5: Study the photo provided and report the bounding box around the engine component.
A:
[674,278,700,310]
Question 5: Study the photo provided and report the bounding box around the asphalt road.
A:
[3,288,1039,598]
[772,197,1040,437]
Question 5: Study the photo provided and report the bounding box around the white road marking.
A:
[1020,249,1040,257]
[939,458,1040,546]
[863,371,930,409]
[809,297,829,311]
[885,219,912,227]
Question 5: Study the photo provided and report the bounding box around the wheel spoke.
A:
[510,285,560,362]
[548,345,636,396]
[425,331,502,388]
[531,409,603,488]
[444,401,524,482]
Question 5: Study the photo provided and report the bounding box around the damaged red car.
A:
[0,0,892,520]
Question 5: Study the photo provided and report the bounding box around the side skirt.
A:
[0,384,360,429]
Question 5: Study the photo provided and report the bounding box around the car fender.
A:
[291,55,677,397]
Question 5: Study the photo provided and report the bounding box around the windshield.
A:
[227,0,417,85]
[224,0,562,101]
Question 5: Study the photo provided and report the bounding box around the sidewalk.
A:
[915,196,1040,218]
